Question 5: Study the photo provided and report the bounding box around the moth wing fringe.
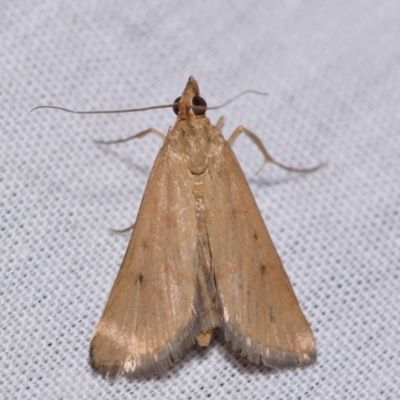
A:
[90,317,201,378]
[223,322,317,368]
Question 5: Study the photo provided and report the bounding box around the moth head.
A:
[173,76,207,119]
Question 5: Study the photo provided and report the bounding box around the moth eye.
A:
[192,96,207,116]
[173,97,181,115]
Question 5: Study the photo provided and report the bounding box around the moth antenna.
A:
[207,89,268,110]
[31,90,267,115]
[191,90,268,113]
[30,103,177,114]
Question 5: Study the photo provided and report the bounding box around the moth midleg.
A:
[93,128,165,145]
[107,223,135,234]
[227,125,324,173]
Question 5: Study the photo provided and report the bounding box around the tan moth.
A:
[34,77,319,377]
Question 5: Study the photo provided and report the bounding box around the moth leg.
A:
[196,329,214,347]
[93,128,165,144]
[215,116,225,131]
[95,129,164,233]
[107,223,135,234]
[227,125,325,173]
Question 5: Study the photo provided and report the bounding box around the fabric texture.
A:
[1,1,399,399]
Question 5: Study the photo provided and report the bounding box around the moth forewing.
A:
[87,76,316,376]
[205,127,316,367]
[90,139,200,377]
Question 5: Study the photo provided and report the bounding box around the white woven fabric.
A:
[1,1,399,399]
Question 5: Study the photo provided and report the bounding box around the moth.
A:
[34,76,318,377]
[89,77,318,377]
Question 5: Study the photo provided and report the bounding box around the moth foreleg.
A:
[93,128,166,145]
[227,125,325,173]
